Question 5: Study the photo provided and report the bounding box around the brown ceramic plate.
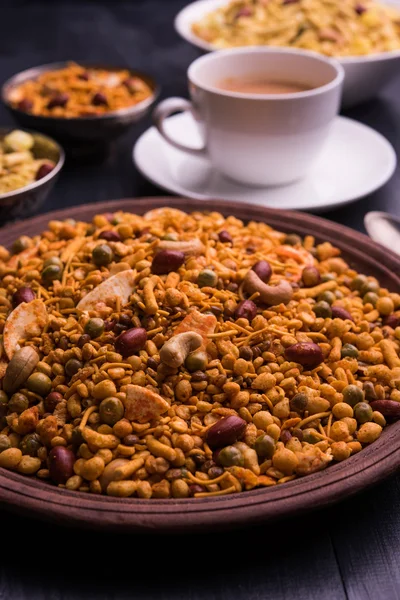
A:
[1,197,399,533]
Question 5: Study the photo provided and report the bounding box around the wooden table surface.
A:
[0,1,400,598]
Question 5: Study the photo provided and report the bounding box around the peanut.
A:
[0,448,22,469]
[107,481,137,497]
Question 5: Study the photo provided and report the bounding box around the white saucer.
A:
[133,113,396,213]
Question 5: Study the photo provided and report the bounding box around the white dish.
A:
[133,112,396,213]
[174,0,400,108]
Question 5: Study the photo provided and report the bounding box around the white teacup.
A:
[153,47,344,187]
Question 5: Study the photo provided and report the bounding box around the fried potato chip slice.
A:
[76,269,135,312]
[3,299,48,360]
[124,384,169,423]
[174,309,217,344]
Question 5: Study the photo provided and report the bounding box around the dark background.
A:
[0,1,400,598]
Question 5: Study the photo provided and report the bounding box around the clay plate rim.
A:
[0,196,399,533]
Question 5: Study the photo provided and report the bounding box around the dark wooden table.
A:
[0,1,399,598]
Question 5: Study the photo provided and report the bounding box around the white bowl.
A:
[175,0,400,108]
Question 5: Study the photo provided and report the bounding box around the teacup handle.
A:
[153,97,206,157]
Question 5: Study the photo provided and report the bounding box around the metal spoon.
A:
[364,211,400,254]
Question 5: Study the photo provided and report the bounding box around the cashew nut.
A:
[159,331,203,368]
[157,239,204,256]
[243,270,293,306]
[3,346,39,394]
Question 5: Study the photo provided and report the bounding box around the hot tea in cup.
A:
[153,48,344,187]
[216,77,313,95]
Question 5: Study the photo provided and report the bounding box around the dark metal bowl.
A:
[0,128,64,223]
[1,62,159,156]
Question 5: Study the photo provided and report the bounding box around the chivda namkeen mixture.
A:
[0,207,399,499]
[0,130,55,195]
[192,0,400,56]
[8,62,153,118]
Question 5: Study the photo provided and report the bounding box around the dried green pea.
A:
[254,434,275,458]
[360,280,380,296]
[320,273,336,283]
[341,344,359,359]
[65,359,83,378]
[363,292,379,306]
[313,301,332,318]
[354,402,373,424]
[20,433,42,457]
[42,264,63,284]
[84,318,105,339]
[317,291,336,305]
[12,236,31,254]
[99,397,124,426]
[302,428,320,444]
[290,393,308,413]
[8,393,29,414]
[198,269,218,288]
[26,372,52,396]
[185,350,208,372]
[343,385,364,407]
[285,234,302,246]
[43,256,63,269]
[92,244,113,266]
[350,274,368,291]
[217,446,244,467]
